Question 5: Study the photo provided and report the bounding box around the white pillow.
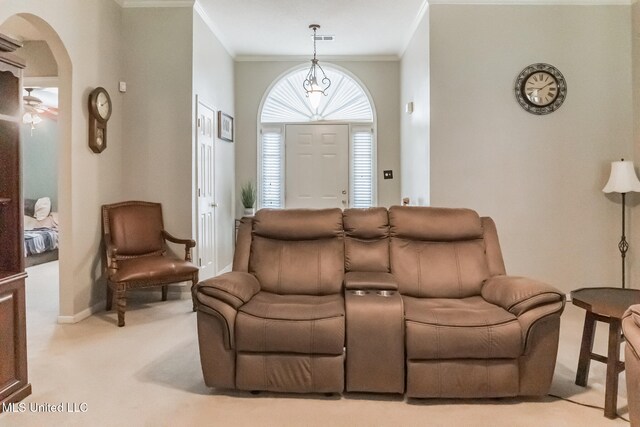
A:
[24,215,38,231]
[33,197,51,221]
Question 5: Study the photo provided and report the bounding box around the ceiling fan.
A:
[22,88,48,134]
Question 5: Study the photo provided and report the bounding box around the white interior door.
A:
[196,101,216,280]
[285,124,349,209]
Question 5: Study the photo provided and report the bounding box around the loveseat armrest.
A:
[344,272,398,290]
[481,275,565,316]
[197,272,260,309]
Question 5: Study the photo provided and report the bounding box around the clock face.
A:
[524,72,558,106]
[96,92,110,120]
[515,63,567,115]
[89,87,112,122]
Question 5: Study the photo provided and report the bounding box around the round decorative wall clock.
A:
[514,63,567,115]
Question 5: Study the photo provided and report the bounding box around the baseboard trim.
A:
[57,300,103,324]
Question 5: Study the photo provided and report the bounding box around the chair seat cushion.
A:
[236,292,345,355]
[404,295,522,359]
[111,255,198,283]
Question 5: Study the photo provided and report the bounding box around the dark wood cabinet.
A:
[0,33,31,411]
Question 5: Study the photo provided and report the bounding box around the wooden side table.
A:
[571,287,640,419]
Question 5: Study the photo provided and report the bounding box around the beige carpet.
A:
[0,261,630,426]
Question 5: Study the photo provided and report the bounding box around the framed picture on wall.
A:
[218,111,234,142]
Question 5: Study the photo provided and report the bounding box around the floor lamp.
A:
[603,159,640,288]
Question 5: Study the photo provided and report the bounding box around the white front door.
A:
[196,100,216,280]
[285,124,349,209]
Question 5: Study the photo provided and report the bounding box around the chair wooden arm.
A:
[104,233,119,273]
[162,230,196,261]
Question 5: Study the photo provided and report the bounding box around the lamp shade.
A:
[603,160,640,193]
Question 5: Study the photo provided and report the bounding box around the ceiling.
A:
[161,0,427,58]
[1,1,428,58]
[198,0,426,57]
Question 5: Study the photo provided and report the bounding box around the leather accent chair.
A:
[623,305,640,426]
[102,201,199,327]
[195,206,564,398]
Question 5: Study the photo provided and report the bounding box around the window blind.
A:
[261,129,283,208]
[351,128,374,208]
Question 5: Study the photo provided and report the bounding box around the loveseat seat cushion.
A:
[404,296,522,359]
[235,292,345,355]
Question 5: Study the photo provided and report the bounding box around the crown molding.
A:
[119,0,194,7]
[235,55,400,62]
[427,0,632,4]
[193,0,235,57]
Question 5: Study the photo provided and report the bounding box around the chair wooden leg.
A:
[576,311,596,386]
[116,288,126,327]
[106,283,113,311]
[161,285,168,301]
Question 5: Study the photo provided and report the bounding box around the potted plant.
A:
[241,181,257,216]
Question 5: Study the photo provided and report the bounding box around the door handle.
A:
[210,203,218,207]
[341,200,347,205]
[341,190,347,195]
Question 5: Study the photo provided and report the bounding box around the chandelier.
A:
[303,24,331,111]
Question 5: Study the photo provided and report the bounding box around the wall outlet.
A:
[383,170,393,179]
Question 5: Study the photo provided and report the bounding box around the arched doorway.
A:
[258,64,377,209]
[0,13,72,320]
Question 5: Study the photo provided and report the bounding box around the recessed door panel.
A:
[285,124,349,209]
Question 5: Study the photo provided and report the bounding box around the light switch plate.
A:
[383,170,393,179]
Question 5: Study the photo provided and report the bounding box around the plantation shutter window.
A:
[260,128,284,208]
[351,127,375,208]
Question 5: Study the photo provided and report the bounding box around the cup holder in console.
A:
[376,290,395,297]
[352,290,369,296]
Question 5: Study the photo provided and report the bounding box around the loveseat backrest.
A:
[343,207,390,272]
[248,208,345,295]
[388,206,490,298]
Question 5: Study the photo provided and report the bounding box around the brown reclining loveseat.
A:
[194,206,565,397]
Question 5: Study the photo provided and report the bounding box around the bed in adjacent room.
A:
[23,197,59,267]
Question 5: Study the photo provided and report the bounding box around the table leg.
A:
[604,319,622,419]
[576,311,597,386]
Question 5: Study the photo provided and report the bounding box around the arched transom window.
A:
[261,67,374,123]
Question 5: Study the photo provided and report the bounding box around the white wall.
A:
[400,8,429,206]
[22,119,59,210]
[429,5,633,292]
[19,40,57,77]
[234,60,401,214]
[0,0,125,318]
[192,11,235,271]
[121,7,193,240]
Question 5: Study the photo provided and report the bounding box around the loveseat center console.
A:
[345,287,404,393]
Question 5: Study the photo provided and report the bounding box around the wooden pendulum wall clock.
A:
[88,87,112,153]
